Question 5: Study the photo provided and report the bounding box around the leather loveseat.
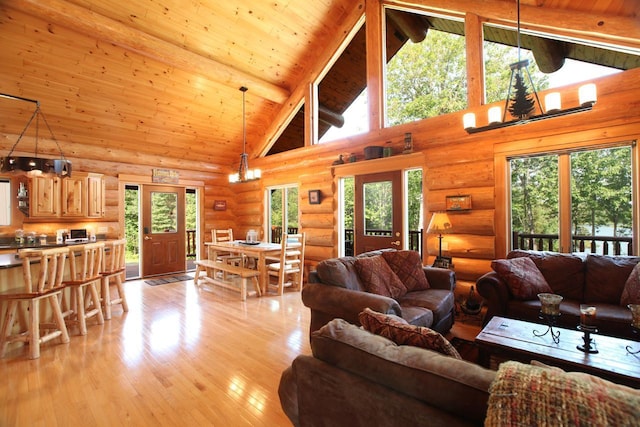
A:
[476,250,640,339]
[301,249,456,336]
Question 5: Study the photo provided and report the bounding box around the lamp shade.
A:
[427,212,452,233]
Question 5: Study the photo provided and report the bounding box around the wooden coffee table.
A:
[475,316,640,389]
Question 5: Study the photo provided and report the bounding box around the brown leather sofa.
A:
[301,249,456,336]
[279,319,494,426]
[279,318,640,426]
[476,250,640,339]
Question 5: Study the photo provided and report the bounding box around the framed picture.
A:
[446,195,472,211]
[308,190,321,205]
[432,256,453,269]
[213,200,227,211]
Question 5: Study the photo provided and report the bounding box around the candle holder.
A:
[533,312,561,344]
[534,293,563,344]
[625,304,640,355]
[626,327,640,355]
[577,304,598,354]
[576,325,599,354]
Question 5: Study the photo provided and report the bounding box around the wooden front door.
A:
[354,171,402,254]
[142,184,186,277]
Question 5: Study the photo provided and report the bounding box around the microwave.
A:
[66,229,89,243]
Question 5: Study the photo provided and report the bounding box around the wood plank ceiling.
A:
[0,0,638,173]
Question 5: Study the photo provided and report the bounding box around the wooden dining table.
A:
[205,241,281,294]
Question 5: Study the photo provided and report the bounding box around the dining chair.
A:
[100,238,128,320]
[212,228,243,275]
[63,242,105,335]
[0,247,70,359]
[267,232,306,295]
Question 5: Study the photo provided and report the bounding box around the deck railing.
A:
[271,226,299,243]
[512,232,634,256]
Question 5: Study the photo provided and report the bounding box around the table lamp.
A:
[427,212,452,258]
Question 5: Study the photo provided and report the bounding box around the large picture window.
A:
[510,144,635,255]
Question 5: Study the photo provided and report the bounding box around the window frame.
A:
[496,139,638,257]
[265,184,299,243]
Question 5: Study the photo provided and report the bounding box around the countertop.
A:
[0,240,110,269]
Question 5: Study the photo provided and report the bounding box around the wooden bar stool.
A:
[0,247,70,359]
[63,242,105,335]
[100,239,128,320]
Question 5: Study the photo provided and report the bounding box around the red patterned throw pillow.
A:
[382,250,430,291]
[354,255,407,299]
[491,257,553,300]
[358,308,461,359]
[620,262,640,306]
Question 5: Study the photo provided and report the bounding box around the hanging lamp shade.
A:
[229,87,260,183]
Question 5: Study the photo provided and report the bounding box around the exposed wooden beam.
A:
[366,0,385,132]
[9,0,290,104]
[465,13,485,107]
[389,0,640,50]
[387,9,429,43]
[531,38,566,73]
[318,104,345,128]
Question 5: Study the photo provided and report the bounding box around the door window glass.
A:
[363,180,393,236]
[151,191,178,233]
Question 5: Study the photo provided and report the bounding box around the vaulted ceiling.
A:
[0,0,639,174]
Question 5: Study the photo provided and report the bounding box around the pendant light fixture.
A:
[0,93,72,177]
[463,0,596,133]
[229,86,261,183]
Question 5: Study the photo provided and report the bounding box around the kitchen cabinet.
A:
[30,175,60,218]
[86,173,105,218]
[28,172,104,219]
[61,174,86,217]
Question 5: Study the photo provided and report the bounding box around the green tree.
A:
[571,147,632,236]
[510,155,558,235]
[124,188,139,261]
[151,192,177,233]
[185,191,196,231]
[386,30,549,126]
[407,169,423,231]
[343,177,354,229]
[387,30,467,126]
[364,181,393,231]
[287,187,299,229]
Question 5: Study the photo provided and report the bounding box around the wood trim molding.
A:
[118,174,204,188]
[332,152,424,177]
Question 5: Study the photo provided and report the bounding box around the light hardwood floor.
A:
[0,275,309,426]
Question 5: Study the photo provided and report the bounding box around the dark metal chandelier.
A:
[463,0,597,133]
[0,93,72,177]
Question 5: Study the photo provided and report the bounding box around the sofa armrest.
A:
[302,282,402,326]
[424,266,456,291]
[475,271,510,324]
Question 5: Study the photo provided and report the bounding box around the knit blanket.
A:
[485,361,640,426]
